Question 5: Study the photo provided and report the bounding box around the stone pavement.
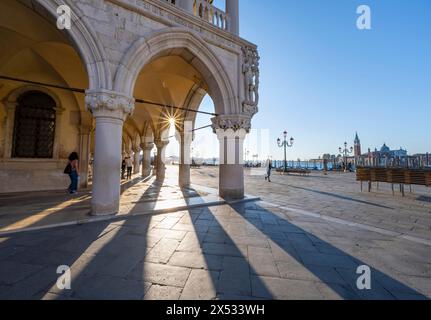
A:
[0,174,220,234]
[0,167,430,300]
[193,167,431,242]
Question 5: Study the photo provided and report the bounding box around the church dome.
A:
[380,143,390,153]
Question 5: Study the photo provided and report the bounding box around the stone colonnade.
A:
[86,88,250,216]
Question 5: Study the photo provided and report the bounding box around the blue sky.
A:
[168,0,431,160]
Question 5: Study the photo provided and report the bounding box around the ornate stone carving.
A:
[154,139,170,150]
[242,46,260,116]
[85,90,134,121]
[141,142,154,152]
[211,114,252,133]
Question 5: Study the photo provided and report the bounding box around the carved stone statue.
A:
[242,46,260,116]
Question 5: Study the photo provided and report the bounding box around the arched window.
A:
[12,91,56,158]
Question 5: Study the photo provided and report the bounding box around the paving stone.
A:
[156,217,181,230]
[72,275,151,300]
[269,239,301,262]
[128,262,191,288]
[28,250,84,267]
[168,251,223,271]
[96,246,148,278]
[248,246,279,277]
[203,233,229,244]
[69,253,116,279]
[0,245,26,260]
[0,266,58,299]
[151,228,187,241]
[0,261,43,285]
[218,257,251,296]
[315,282,361,300]
[202,243,247,258]
[230,235,269,249]
[276,260,347,285]
[299,252,357,269]
[251,276,323,300]
[2,246,47,264]
[177,232,205,252]
[180,269,219,300]
[145,238,180,264]
[143,285,183,300]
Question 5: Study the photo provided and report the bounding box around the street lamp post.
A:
[277,131,294,173]
[339,142,353,172]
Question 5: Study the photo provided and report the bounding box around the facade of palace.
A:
[0,0,260,215]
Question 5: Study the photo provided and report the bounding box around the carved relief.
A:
[85,90,135,121]
[242,46,260,116]
[211,115,252,133]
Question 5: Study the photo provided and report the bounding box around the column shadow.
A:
[271,182,394,210]
[0,177,164,299]
[227,201,428,300]
[180,188,274,300]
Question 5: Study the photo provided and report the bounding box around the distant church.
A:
[354,133,408,159]
[370,143,408,158]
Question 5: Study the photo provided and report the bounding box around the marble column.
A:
[85,90,134,216]
[154,139,169,183]
[141,142,154,177]
[78,125,92,189]
[176,124,193,188]
[133,147,141,175]
[212,115,250,199]
[226,0,239,35]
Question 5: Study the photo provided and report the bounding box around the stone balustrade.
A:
[164,0,231,32]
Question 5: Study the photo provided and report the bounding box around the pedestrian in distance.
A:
[265,158,273,182]
[126,156,133,180]
[121,158,126,180]
[64,152,79,194]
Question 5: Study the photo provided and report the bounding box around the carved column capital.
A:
[85,89,134,121]
[141,142,154,152]
[211,114,252,134]
[154,139,169,150]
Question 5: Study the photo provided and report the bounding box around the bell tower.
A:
[354,132,361,157]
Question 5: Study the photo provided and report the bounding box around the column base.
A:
[142,168,152,178]
[179,164,191,188]
[91,200,120,216]
[219,187,245,200]
[219,164,245,200]
[156,164,166,182]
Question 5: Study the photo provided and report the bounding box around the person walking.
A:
[126,156,133,180]
[121,158,126,180]
[265,158,273,182]
[65,152,79,194]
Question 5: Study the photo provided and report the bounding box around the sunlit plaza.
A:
[1,0,430,303]
[0,166,430,299]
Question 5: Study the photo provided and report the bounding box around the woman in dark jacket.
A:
[67,152,79,194]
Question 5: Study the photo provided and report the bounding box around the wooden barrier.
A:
[356,167,431,196]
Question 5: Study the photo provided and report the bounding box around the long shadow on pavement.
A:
[272,182,394,210]
[227,202,428,300]
[179,188,274,300]
[0,180,165,299]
